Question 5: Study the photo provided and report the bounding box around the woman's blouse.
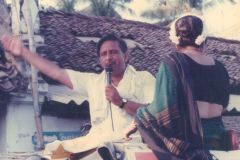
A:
[184,54,229,107]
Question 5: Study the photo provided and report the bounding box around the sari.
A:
[135,52,213,160]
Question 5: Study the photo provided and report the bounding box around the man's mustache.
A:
[105,62,116,69]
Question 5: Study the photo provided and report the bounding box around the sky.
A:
[6,0,240,41]
[202,0,240,40]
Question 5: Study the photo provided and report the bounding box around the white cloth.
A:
[210,150,240,160]
[66,65,155,138]
[43,65,155,158]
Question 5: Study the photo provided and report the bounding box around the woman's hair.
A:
[175,15,203,47]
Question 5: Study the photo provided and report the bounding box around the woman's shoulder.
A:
[162,52,188,66]
[214,59,225,66]
[157,52,184,75]
[214,59,229,76]
[213,59,227,70]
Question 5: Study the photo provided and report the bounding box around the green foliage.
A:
[142,0,237,24]
[141,0,204,25]
[57,0,79,12]
[203,0,236,8]
[57,0,134,18]
[80,0,134,18]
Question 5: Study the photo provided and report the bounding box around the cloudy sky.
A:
[201,0,240,40]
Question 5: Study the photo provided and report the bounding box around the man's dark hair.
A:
[97,34,128,56]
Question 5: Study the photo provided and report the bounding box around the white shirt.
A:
[66,65,155,139]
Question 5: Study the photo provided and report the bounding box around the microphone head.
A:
[106,64,112,85]
[105,64,113,73]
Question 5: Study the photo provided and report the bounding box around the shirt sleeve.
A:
[65,69,95,95]
[140,71,156,103]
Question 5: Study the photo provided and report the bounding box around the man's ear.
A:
[124,52,129,63]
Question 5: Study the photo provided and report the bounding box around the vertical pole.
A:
[23,0,44,150]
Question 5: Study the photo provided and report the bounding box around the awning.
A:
[47,85,88,105]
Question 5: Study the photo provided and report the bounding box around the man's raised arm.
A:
[1,35,73,89]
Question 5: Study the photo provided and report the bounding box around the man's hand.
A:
[123,121,138,141]
[1,34,23,57]
[105,85,122,107]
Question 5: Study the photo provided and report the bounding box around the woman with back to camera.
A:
[125,15,230,160]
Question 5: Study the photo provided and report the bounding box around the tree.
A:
[57,0,79,12]
[141,0,194,24]
[142,0,236,22]
[80,0,134,19]
[43,0,134,18]
[56,0,133,18]
[203,0,236,9]
[186,0,202,9]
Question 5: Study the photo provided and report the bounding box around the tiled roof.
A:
[37,10,240,92]
[37,10,172,74]
[204,37,240,89]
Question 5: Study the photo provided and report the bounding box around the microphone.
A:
[106,65,113,85]
[105,64,114,131]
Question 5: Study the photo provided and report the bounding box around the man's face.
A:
[99,40,128,76]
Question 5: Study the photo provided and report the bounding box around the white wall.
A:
[6,102,37,152]
[0,104,7,152]
[2,97,86,152]
[228,94,240,111]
